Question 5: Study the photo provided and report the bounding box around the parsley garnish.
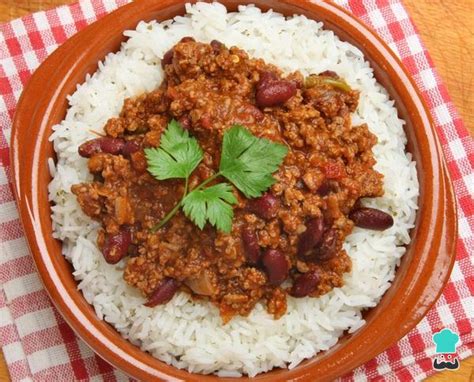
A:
[145,120,287,233]
[219,126,288,198]
[145,120,203,180]
[182,183,237,233]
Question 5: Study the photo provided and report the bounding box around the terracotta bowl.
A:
[11,0,457,380]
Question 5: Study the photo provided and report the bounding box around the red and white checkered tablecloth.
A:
[0,0,472,380]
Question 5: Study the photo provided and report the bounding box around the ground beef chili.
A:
[71,38,392,323]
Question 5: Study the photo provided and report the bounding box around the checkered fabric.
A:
[0,0,472,380]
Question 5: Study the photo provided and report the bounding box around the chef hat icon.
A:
[432,329,460,354]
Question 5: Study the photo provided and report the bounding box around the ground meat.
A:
[72,39,384,322]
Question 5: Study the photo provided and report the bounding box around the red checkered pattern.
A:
[0,0,472,380]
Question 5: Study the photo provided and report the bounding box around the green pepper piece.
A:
[305,74,351,92]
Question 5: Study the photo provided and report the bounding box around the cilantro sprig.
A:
[182,183,237,233]
[145,120,203,180]
[219,126,288,198]
[144,120,287,233]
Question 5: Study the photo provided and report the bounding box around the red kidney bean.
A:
[315,228,338,262]
[290,270,320,297]
[352,199,363,210]
[297,217,325,258]
[262,249,288,286]
[349,207,394,231]
[78,139,102,157]
[144,278,179,307]
[258,71,278,85]
[247,193,279,220]
[122,140,140,157]
[180,36,195,43]
[256,79,296,108]
[210,39,224,52]
[79,137,125,157]
[99,137,125,155]
[161,49,174,68]
[241,228,261,265]
[318,70,338,78]
[317,181,331,196]
[102,229,131,264]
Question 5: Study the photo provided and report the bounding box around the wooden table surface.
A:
[0,1,472,381]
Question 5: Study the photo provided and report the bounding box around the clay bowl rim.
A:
[10,0,457,381]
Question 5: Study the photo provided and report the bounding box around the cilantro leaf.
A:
[144,120,203,180]
[146,122,286,233]
[219,125,288,198]
[182,183,237,233]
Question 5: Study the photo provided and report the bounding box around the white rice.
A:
[48,2,419,377]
